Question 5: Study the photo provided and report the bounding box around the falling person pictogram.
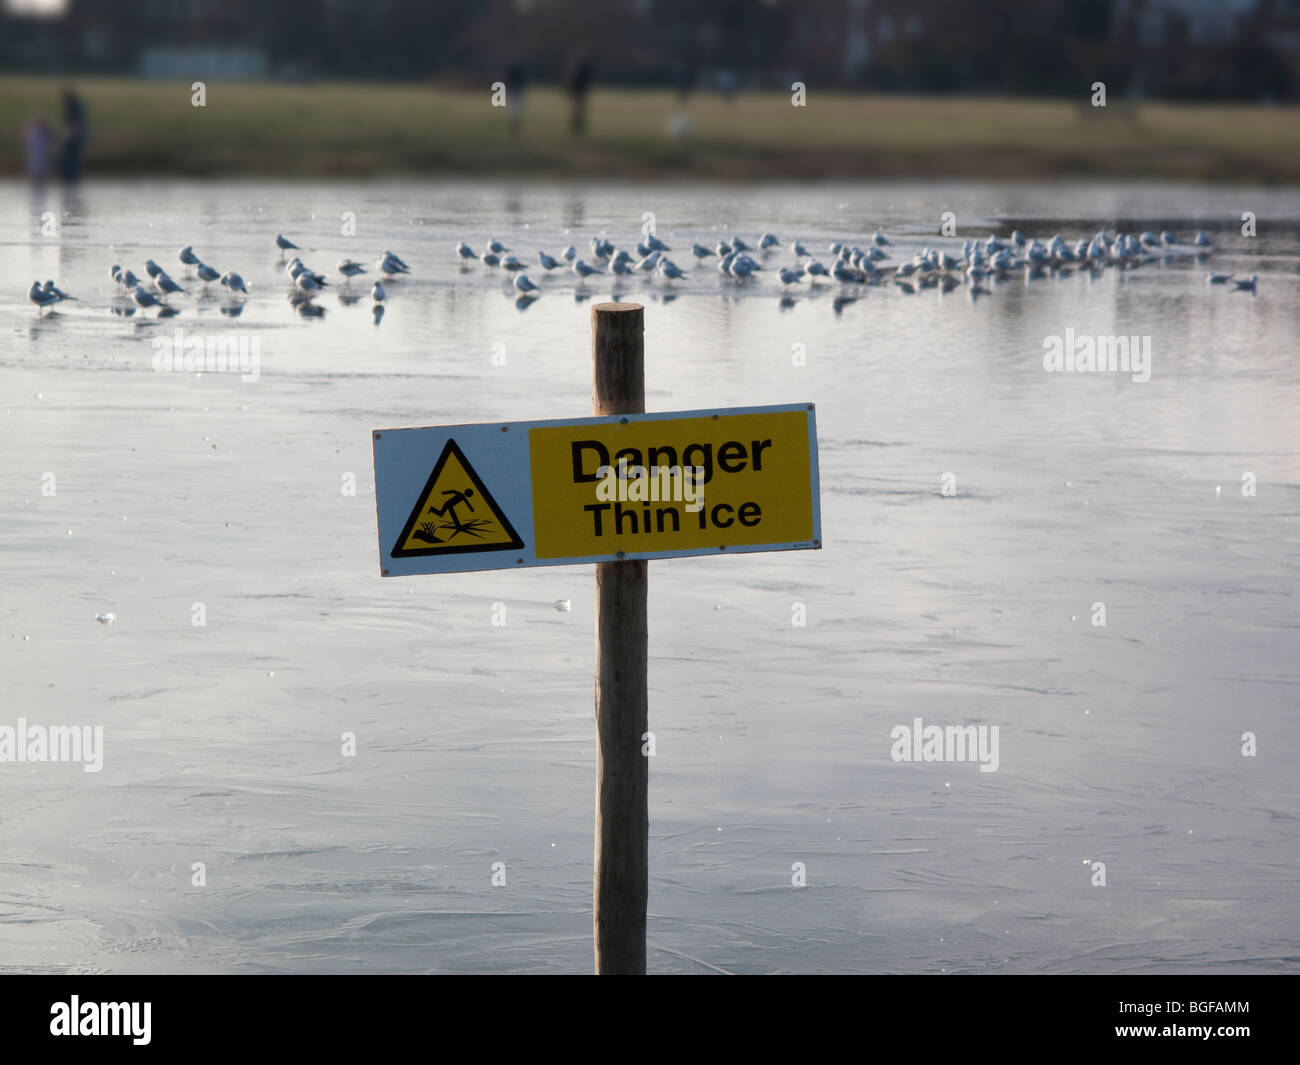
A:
[414,487,494,542]
[390,439,525,558]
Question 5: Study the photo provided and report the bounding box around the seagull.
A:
[659,259,688,281]
[1233,275,1258,292]
[120,269,141,291]
[513,273,539,293]
[538,251,561,270]
[220,271,249,294]
[715,241,733,258]
[294,273,323,298]
[337,259,367,279]
[792,240,809,258]
[831,259,861,283]
[645,234,669,253]
[143,259,166,280]
[131,285,163,310]
[376,253,409,277]
[611,257,635,276]
[805,260,829,279]
[730,236,752,252]
[1206,272,1232,285]
[636,251,661,272]
[573,259,602,278]
[691,243,714,260]
[28,281,59,312]
[872,230,892,246]
[728,255,758,280]
[456,241,476,262]
[371,280,386,302]
[155,274,184,297]
[275,234,299,253]
[759,232,780,250]
[196,262,221,285]
[41,280,73,302]
[481,252,500,267]
[562,245,576,261]
[486,239,509,255]
[178,246,199,274]
[287,259,327,286]
[109,264,122,287]
[1194,231,1212,248]
[500,254,526,271]
[777,266,803,288]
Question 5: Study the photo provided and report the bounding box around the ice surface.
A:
[1,180,1297,973]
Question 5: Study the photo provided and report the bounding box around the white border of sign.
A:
[373,403,821,576]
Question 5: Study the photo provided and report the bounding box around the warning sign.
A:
[391,439,524,557]
[528,409,815,559]
[373,404,820,576]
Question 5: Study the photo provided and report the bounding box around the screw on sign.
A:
[371,303,822,973]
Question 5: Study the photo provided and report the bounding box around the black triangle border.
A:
[390,438,525,558]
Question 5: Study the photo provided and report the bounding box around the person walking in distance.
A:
[59,87,88,183]
[566,52,593,137]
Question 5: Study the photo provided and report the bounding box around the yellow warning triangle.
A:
[391,439,524,558]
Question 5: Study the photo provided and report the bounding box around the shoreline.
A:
[5,77,1300,184]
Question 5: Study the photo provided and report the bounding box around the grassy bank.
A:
[4,76,1300,182]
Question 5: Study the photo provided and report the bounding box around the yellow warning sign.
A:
[391,439,524,558]
[528,409,815,559]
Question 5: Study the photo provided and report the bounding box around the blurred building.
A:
[1113,0,1300,98]
[2,0,1298,99]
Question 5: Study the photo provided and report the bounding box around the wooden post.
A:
[591,302,648,975]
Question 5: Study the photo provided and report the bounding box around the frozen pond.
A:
[1,179,1298,973]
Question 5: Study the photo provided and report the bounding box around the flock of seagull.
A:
[24,223,1258,317]
[452,226,1256,305]
[26,233,411,320]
